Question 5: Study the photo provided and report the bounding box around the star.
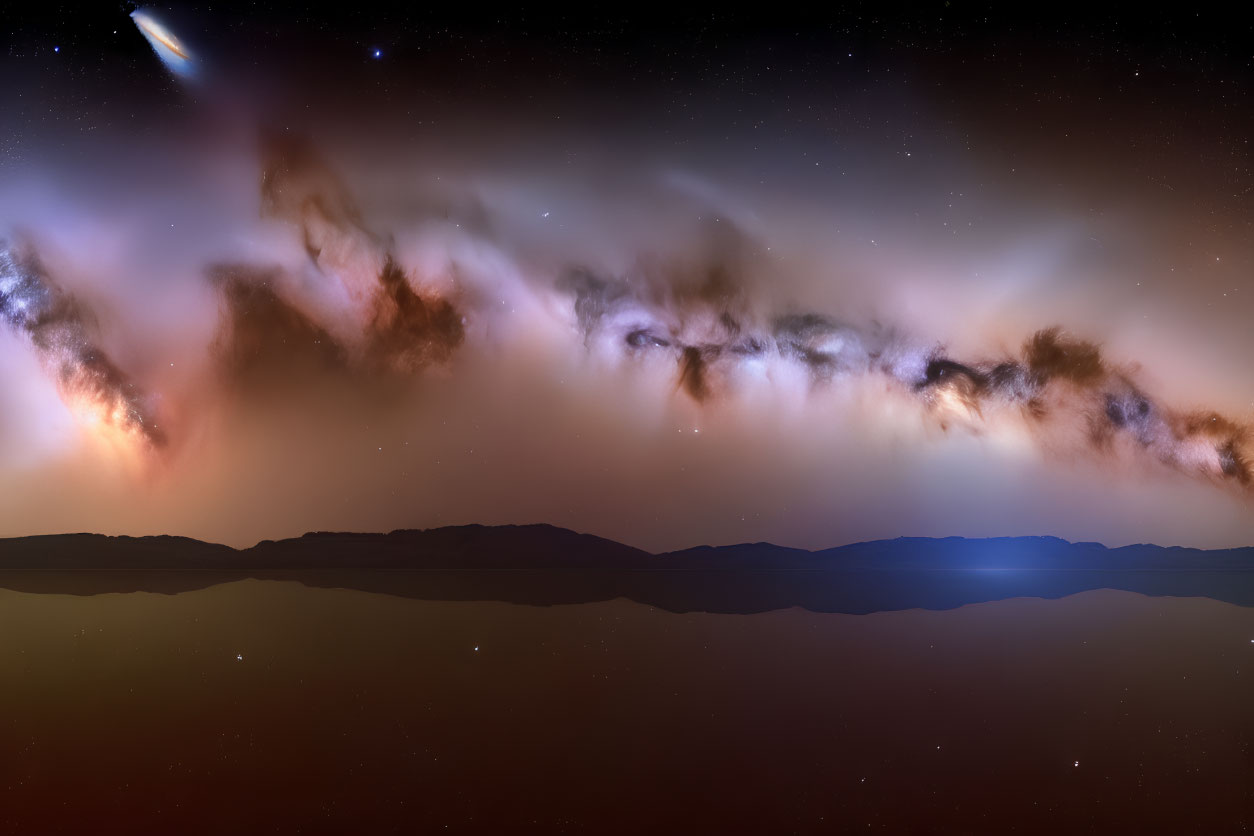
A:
[371,48,383,60]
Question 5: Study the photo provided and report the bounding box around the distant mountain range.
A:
[1,524,1253,613]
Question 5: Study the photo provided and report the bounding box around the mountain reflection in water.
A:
[1,581,1251,834]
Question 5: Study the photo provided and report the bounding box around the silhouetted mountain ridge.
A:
[1,525,1252,572]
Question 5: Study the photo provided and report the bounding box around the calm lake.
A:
[1,581,1251,833]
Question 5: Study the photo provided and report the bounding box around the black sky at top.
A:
[6,4,1254,218]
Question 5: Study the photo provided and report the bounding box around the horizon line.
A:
[1,523,1249,555]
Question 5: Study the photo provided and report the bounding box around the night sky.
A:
[2,4,1253,550]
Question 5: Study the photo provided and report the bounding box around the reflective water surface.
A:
[1,582,1252,833]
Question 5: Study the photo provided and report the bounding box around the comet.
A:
[130,9,195,79]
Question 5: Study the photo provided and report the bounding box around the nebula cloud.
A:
[6,137,1250,510]
[2,8,1252,550]
[557,257,1252,493]
[0,241,165,449]
[220,133,465,378]
[208,264,348,388]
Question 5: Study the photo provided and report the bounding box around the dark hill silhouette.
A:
[1,524,1254,613]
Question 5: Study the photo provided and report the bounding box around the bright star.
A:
[372,48,382,59]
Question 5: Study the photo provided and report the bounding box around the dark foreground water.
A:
[1,582,1252,834]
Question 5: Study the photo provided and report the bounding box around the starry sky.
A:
[2,4,1253,550]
